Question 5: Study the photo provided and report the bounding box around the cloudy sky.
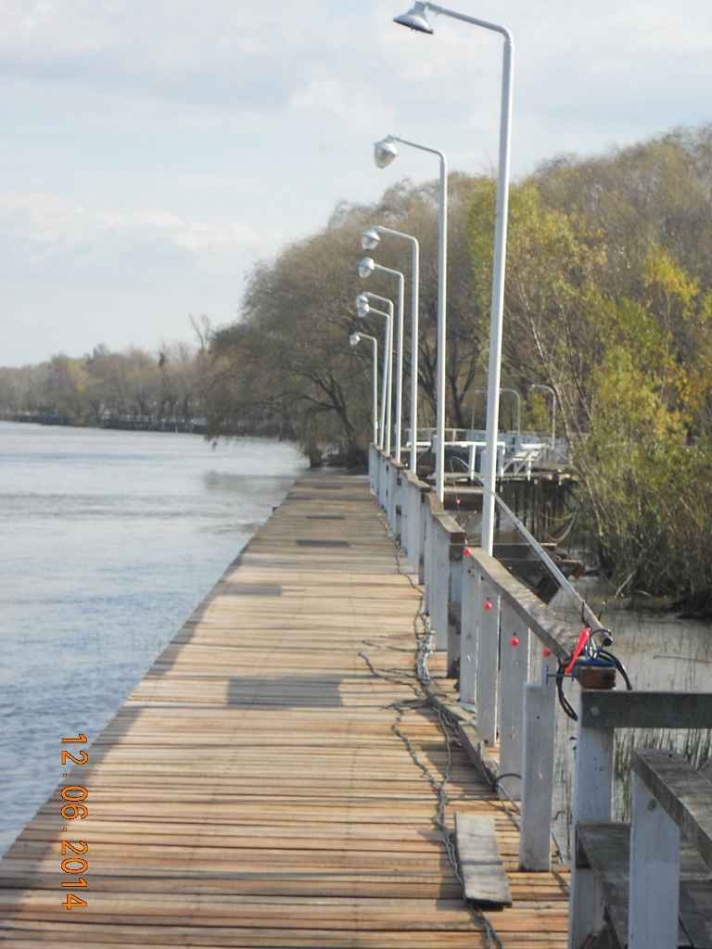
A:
[2,0,712,365]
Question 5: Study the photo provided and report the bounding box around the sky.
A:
[2,0,712,366]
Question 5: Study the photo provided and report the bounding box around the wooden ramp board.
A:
[456,814,512,907]
[0,471,570,947]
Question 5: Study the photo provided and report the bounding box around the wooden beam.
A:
[581,692,712,730]
[632,749,712,867]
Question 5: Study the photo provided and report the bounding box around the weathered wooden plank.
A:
[455,814,512,907]
[581,692,712,730]
[0,470,568,946]
[632,749,712,868]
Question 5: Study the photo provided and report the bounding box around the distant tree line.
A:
[0,324,213,432]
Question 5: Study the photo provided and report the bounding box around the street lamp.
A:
[358,256,405,465]
[500,388,521,435]
[393,1,514,554]
[350,331,379,447]
[356,293,394,455]
[530,383,556,448]
[470,387,520,434]
[373,134,447,502]
[362,226,420,473]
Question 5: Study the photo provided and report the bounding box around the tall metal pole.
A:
[366,227,420,473]
[386,137,447,501]
[366,266,404,464]
[360,295,394,454]
[397,4,513,541]
[500,388,521,434]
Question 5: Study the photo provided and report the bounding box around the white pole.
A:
[389,137,447,501]
[435,154,448,503]
[501,387,521,434]
[370,266,404,464]
[420,5,514,550]
[363,298,394,455]
[369,227,421,473]
[372,337,379,447]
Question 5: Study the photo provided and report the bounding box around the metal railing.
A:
[368,445,712,949]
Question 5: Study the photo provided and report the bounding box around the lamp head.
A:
[358,256,376,279]
[374,137,398,169]
[350,332,361,348]
[361,227,381,252]
[356,293,369,308]
[357,303,370,318]
[393,2,434,34]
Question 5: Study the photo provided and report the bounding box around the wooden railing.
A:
[368,446,712,949]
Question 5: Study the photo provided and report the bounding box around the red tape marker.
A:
[564,627,592,676]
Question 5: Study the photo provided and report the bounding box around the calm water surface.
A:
[0,423,306,854]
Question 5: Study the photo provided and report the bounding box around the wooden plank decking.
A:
[0,472,569,947]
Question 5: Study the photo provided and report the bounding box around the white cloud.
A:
[0,192,261,257]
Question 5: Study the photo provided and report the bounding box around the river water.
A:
[0,423,307,855]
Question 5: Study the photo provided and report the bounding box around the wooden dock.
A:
[0,472,569,947]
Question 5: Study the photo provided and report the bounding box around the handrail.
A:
[369,444,712,949]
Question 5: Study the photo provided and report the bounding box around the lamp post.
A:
[470,387,520,434]
[530,383,556,448]
[373,135,447,502]
[362,226,420,473]
[393,1,514,553]
[356,293,393,454]
[500,388,521,435]
[358,257,405,464]
[350,331,379,447]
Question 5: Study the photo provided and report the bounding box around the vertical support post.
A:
[447,545,463,678]
[418,492,427,585]
[459,557,480,704]
[431,524,449,651]
[568,697,614,949]
[498,608,530,801]
[519,655,556,870]
[628,771,680,949]
[423,505,433,614]
[475,578,500,744]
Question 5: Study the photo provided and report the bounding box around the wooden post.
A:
[627,770,680,949]
[395,468,403,546]
[475,578,500,745]
[423,506,433,615]
[498,608,530,802]
[418,491,427,585]
[568,694,614,949]
[447,546,463,678]
[431,526,449,651]
[519,655,556,870]
[459,558,480,704]
[407,483,421,573]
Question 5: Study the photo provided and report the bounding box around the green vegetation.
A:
[2,126,712,608]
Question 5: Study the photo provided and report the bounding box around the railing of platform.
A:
[369,444,712,949]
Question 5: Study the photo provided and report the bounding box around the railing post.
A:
[394,467,403,545]
[431,525,449,651]
[418,491,427,585]
[423,505,433,615]
[475,578,500,745]
[568,693,614,949]
[407,482,421,572]
[498,607,530,801]
[459,556,480,704]
[627,770,680,949]
[519,653,556,870]
[447,544,463,678]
